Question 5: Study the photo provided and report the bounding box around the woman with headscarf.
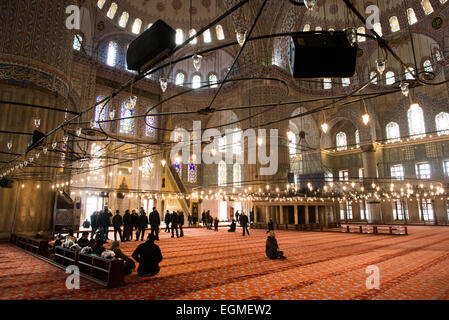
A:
[265,231,286,260]
[110,241,135,275]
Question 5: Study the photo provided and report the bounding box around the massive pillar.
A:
[0,0,73,238]
[362,144,382,224]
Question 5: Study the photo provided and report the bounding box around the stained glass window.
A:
[407,8,417,25]
[357,26,365,42]
[174,128,183,142]
[373,22,382,37]
[385,71,395,85]
[391,164,404,180]
[436,112,449,136]
[144,156,153,176]
[209,74,218,88]
[107,2,118,19]
[408,104,426,138]
[176,72,185,86]
[218,161,227,186]
[188,162,197,183]
[418,199,434,221]
[287,131,296,156]
[355,130,360,148]
[323,78,332,89]
[175,29,184,44]
[120,99,136,135]
[405,67,415,80]
[203,29,212,43]
[73,34,82,51]
[119,11,129,28]
[132,18,142,34]
[216,25,225,40]
[189,29,197,45]
[370,71,378,84]
[173,157,182,178]
[94,95,108,129]
[107,41,118,67]
[60,142,67,173]
[97,0,106,9]
[342,78,350,87]
[233,163,241,188]
[386,121,400,142]
[192,75,201,89]
[303,24,310,31]
[423,60,433,73]
[389,16,400,32]
[416,162,431,179]
[145,110,156,138]
[336,132,347,151]
[421,0,434,15]
[90,143,103,171]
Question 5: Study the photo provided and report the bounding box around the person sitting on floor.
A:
[265,231,286,260]
[132,233,163,277]
[214,217,219,232]
[65,229,77,243]
[110,241,136,275]
[228,219,236,232]
[92,239,106,257]
[77,232,90,248]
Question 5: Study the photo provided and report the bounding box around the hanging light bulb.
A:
[76,127,82,136]
[236,29,247,46]
[64,108,68,120]
[192,54,203,71]
[63,135,69,143]
[304,0,317,10]
[52,142,57,149]
[345,27,357,47]
[362,113,370,125]
[376,58,386,75]
[43,147,48,154]
[109,109,116,120]
[159,77,168,92]
[400,82,409,97]
[7,140,12,150]
[90,119,96,129]
[321,123,329,133]
[161,159,166,167]
[33,116,41,128]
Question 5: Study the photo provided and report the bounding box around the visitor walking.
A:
[112,210,123,241]
[164,210,171,232]
[149,207,160,241]
[241,212,250,236]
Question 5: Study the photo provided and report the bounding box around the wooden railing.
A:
[10,234,49,257]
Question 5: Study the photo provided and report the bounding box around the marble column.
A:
[362,144,382,224]
[305,205,309,225]
[294,205,298,224]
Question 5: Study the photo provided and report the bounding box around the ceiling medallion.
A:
[432,17,443,30]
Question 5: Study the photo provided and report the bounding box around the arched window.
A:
[145,111,156,138]
[218,161,227,186]
[440,0,448,4]
[386,122,401,142]
[175,29,184,45]
[120,99,136,135]
[357,26,366,42]
[233,163,242,188]
[73,34,82,51]
[94,95,108,129]
[436,112,449,136]
[423,59,433,73]
[355,130,360,148]
[373,22,382,37]
[90,143,103,171]
[189,29,197,45]
[323,78,332,89]
[421,0,434,15]
[315,26,322,31]
[97,0,106,9]
[144,156,153,177]
[407,8,418,25]
[216,25,225,40]
[106,2,118,19]
[385,71,395,85]
[287,131,296,156]
[203,29,212,43]
[209,74,218,88]
[132,18,142,34]
[173,155,182,178]
[408,104,426,138]
[175,72,185,86]
[370,71,378,84]
[342,78,350,87]
[405,66,415,80]
[303,24,311,31]
[389,16,400,32]
[106,41,118,67]
[192,75,201,89]
[173,127,183,142]
[232,129,242,155]
[336,132,347,151]
[188,163,198,183]
[433,48,443,62]
[118,11,129,28]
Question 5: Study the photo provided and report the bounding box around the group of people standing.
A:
[163,210,185,238]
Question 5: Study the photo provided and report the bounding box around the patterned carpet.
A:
[1,226,449,300]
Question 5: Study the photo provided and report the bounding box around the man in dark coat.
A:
[149,207,160,241]
[123,209,132,241]
[266,231,286,260]
[112,210,123,241]
[240,212,250,236]
[178,211,184,237]
[266,218,274,234]
[188,213,192,226]
[136,211,148,241]
[98,210,110,242]
[250,209,255,228]
[171,211,179,238]
[90,211,99,239]
[235,210,240,224]
[164,210,171,232]
[228,219,236,232]
[131,209,139,240]
[201,210,206,226]
[132,234,163,277]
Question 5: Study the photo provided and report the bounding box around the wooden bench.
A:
[53,246,125,288]
[10,234,49,257]
[342,224,408,236]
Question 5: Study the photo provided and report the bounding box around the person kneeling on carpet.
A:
[110,241,135,275]
[228,219,236,232]
[132,233,163,277]
[265,231,286,260]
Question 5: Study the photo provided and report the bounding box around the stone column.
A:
[279,205,284,224]
[265,206,270,223]
[294,205,298,224]
[362,144,382,224]
[305,206,309,225]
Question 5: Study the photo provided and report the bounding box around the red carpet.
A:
[1,226,449,300]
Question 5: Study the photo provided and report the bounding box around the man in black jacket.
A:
[131,209,138,240]
[90,211,99,239]
[241,212,250,236]
[171,211,179,238]
[123,209,132,241]
[149,207,160,241]
[132,234,163,277]
[164,210,171,232]
[179,211,184,237]
[266,218,274,234]
[98,210,110,242]
[112,210,123,241]
[136,211,148,241]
